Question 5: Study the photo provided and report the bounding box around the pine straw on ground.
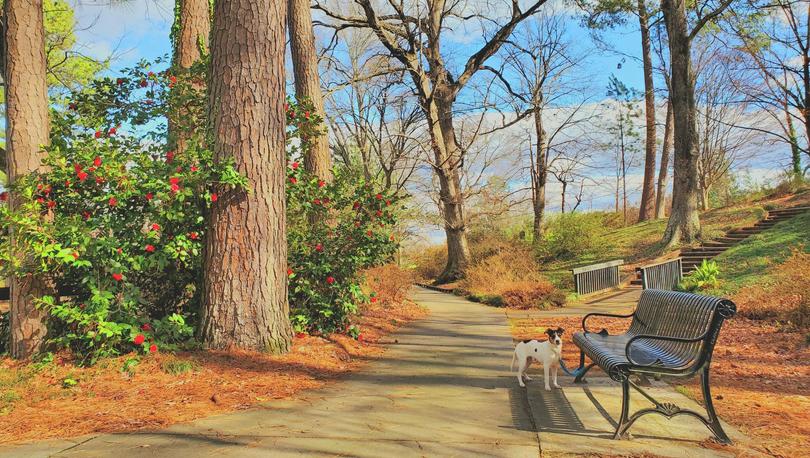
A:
[510,314,810,458]
[0,299,428,445]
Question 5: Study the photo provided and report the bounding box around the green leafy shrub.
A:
[537,212,611,260]
[285,102,399,334]
[678,260,720,292]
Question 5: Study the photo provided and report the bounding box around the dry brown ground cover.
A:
[0,267,427,445]
[509,305,810,457]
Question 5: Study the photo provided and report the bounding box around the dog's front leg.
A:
[523,358,533,381]
[552,364,561,389]
[543,363,551,391]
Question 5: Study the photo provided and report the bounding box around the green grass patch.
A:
[703,212,810,297]
[160,358,198,375]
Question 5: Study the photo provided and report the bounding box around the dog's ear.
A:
[557,327,565,335]
[545,328,554,336]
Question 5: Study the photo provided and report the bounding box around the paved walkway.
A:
[2,288,747,457]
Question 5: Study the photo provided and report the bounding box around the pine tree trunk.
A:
[432,92,471,284]
[4,0,53,359]
[174,0,210,68]
[288,0,332,181]
[637,0,657,222]
[170,0,210,153]
[531,107,548,246]
[200,0,293,352]
[662,0,702,247]
[655,99,673,219]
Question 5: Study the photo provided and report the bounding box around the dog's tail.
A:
[510,348,516,371]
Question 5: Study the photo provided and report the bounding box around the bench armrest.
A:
[624,332,709,367]
[582,311,635,334]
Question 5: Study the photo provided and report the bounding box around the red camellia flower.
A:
[287,268,294,276]
[87,166,96,173]
[370,296,378,303]
[318,180,325,188]
[74,163,83,173]
[93,156,102,167]
[291,161,299,170]
[82,211,91,220]
[353,202,360,210]
[189,232,199,240]
[95,177,104,185]
[108,197,117,207]
[169,75,177,86]
[169,177,180,186]
[133,334,145,345]
[47,200,56,209]
[190,165,198,172]
[304,111,311,119]
[36,197,45,204]
[315,243,323,252]
[375,193,383,200]
[68,102,77,110]
[139,79,148,87]
[94,130,102,138]
[166,151,175,162]
[0,192,7,202]
[145,244,156,253]
[149,344,158,353]
[289,177,297,185]
[386,199,391,206]
[151,223,161,231]
[112,273,123,282]
[148,71,155,77]
[72,251,79,260]
[145,192,154,201]
[108,127,117,136]
[313,198,321,205]
[210,193,218,202]
[116,78,124,85]
[77,171,88,181]
[141,323,152,331]
[376,210,383,217]
[170,184,180,193]
[367,230,373,237]
[326,276,335,285]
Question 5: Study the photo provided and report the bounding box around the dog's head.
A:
[545,327,564,345]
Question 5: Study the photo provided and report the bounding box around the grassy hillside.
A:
[703,211,810,298]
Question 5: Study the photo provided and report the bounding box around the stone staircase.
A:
[630,206,809,286]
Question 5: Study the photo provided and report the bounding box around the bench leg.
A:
[701,366,731,444]
[613,378,631,439]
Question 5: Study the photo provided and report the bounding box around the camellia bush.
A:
[0,60,400,362]
[284,102,399,335]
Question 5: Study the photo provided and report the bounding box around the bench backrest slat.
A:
[627,289,733,369]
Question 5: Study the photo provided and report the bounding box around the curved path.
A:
[2,287,745,457]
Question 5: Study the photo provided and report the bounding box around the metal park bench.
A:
[568,289,737,444]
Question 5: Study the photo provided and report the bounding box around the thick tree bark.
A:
[655,99,673,218]
[531,106,548,246]
[200,0,293,352]
[661,0,701,246]
[4,0,53,359]
[288,0,332,181]
[636,0,657,222]
[174,0,210,68]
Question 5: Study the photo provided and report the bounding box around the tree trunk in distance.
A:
[637,0,657,222]
[200,0,293,352]
[171,0,210,154]
[5,0,53,359]
[432,92,471,284]
[531,106,548,246]
[288,0,332,182]
[661,0,701,247]
[655,100,673,219]
[174,0,210,68]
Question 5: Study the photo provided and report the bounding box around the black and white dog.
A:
[511,327,564,390]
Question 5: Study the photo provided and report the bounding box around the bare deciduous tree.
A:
[315,0,550,283]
